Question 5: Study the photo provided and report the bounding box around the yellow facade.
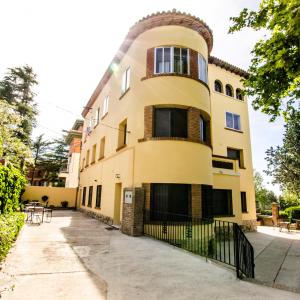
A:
[78,12,256,228]
[22,186,77,207]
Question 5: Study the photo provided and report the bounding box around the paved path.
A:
[1,211,299,300]
[246,226,300,293]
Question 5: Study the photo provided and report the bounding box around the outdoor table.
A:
[25,206,52,224]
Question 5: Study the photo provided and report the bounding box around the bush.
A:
[285,206,300,220]
[279,210,289,219]
[61,201,68,208]
[0,212,25,262]
[0,164,26,214]
[259,209,272,216]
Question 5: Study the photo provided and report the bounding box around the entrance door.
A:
[114,183,122,224]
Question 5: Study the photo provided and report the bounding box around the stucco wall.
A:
[22,186,77,207]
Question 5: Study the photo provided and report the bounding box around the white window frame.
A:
[121,67,131,94]
[225,112,241,131]
[102,96,109,117]
[94,107,100,127]
[198,53,208,83]
[154,47,190,75]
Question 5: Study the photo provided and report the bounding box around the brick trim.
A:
[143,105,211,147]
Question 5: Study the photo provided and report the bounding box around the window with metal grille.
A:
[241,192,247,213]
[212,189,233,216]
[154,108,187,138]
[95,185,102,208]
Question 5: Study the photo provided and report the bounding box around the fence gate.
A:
[143,210,254,279]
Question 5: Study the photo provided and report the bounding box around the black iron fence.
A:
[143,210,254,278]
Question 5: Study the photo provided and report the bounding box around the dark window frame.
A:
[227,148,244,168]
[82,187,86,206]
[225,84,233,97]
[154,108,187,138]
[87,186,93,207]
[212,189,233,216]
[214,80,223,93]
[150,183,191,220]
[241,191,247,213]
[95,185,102,208]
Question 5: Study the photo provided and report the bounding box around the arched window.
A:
[214,80,223,93]
[225,84,233,97]
[236,88,243,100]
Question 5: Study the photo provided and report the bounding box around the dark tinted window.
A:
[151,184,191,220]
[214,80,222,92]
[95,185,102,208]
[88,186,93,207]
[212,189,233,216]
[154,108,187,138]
[226,84,233,97]
[227,148,243,168]
[82,187,86,206]
[241,192,247,213]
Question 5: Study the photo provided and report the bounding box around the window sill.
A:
[98,156,105,161]
[95,206,101,210]
[224,127,243,134]
[138,137,212,148]
[214,214,235,218]
[242,211,249,214]
[87,205,92,208]
[141,74,210,93]
[119,88,130,100]
[116,144,127,152]
[101,112,108,120]
[213,90,245,102]
[90,161,95,165]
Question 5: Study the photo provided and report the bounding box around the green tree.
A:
[254,170,277,210]
[30,134,52,185]
[229,0,300,119]
[265,109,300,196]
[44,137,68,186]
[0,100,32,168]
[278,191,300,209]
[0,65,38,143]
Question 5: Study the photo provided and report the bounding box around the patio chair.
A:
[32,206,44,225]
[44,208,52,223]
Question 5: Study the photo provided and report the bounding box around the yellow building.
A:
[78,11,256,231]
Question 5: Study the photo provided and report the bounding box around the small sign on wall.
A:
[124,191,133,204]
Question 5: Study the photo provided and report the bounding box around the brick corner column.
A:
[121,187,145,237]
[188,107,200,141]
[191,184,202,218]
[272,202,280,225]
[144,106,154,139]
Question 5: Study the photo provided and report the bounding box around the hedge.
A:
[285,206,300,220]
[0,212,25,262]
[0,164,26,214]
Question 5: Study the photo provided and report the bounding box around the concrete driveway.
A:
[245,226,300,293]
[1,211,299,300]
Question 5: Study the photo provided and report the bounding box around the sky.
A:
[0,0,284,193]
